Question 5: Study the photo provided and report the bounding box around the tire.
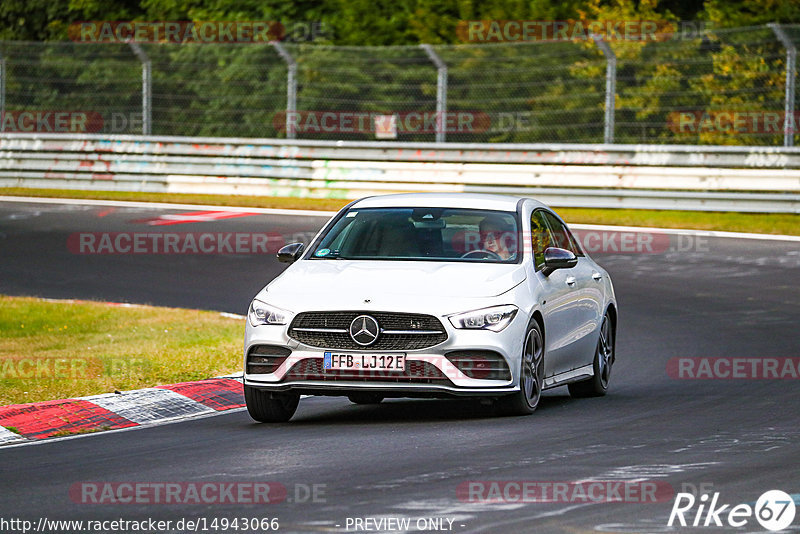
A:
[568,311,614,398]
[244,385,300,423]
[497,319,545,416]
[347,392,384,405]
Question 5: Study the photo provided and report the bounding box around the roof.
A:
[351,193,548,211]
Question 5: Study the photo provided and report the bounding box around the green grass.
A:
[1,187,799,235]
[553,208,800,236]
[51,426,111,437]
[0,295,243,406]
[0,187,349,212]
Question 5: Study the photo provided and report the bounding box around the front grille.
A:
[288,311,447,350]
[246,345,291,374]
[283,358,450,384]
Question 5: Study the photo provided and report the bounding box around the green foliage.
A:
[702,0,800,28]
[0,0,798,144]
[2,0,799,44]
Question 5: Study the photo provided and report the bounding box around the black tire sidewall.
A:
[522,319,544,411]
[244,385,299,422]
[498,317,544,416]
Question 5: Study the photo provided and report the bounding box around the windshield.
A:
[311,207,520,263]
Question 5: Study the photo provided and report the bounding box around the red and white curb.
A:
[0,374,245,446]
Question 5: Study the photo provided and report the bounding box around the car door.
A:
[530,209,575,378]
[541,211,603,371]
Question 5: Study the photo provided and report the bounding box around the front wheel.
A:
[244,386,300,422]
[497,320,544,416]
[568,311,614,398]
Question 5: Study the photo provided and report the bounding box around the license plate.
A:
[323,352,406,372]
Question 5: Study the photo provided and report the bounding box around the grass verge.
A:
[556,208,800,236]
[1,187,799,236]
[0,295,243,406]
[0,187,350,212]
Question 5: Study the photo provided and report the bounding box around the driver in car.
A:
[479,215,517,260]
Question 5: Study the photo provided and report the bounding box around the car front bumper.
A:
[243,310,527,398]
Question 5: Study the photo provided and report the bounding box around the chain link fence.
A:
[0,24,798,145]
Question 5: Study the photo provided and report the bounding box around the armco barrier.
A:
[1,133,800,212]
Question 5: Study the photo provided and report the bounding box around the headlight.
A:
[248,299,291,327]
[448,305,518,332]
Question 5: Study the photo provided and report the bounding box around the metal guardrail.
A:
[5,134,800,166]
[1,133,799,213]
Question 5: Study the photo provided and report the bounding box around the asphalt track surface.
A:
[0,199,799,534]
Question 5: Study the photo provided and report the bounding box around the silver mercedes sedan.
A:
[243,193,617,422]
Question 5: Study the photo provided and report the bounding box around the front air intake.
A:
[246,345,291,374]
[445,351,511,380]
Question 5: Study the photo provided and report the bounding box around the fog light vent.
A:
[246,345,291,374]
[445,351,511,380]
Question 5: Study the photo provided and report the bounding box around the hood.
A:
[261,260,526,308]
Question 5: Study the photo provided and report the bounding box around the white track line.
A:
[2,195,798,242]
[570,223,800,242]
[37,297,246,319]
[0,195,337,217]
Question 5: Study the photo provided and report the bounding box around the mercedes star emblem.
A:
[349,315,380,346]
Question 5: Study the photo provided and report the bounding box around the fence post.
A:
[769,23,796,147]
[0,51,5,133]
[128,43,152,135]
[271,41,297,139]
[592,35,617,144]
[420,44,448,143]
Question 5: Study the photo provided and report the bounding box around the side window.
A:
[530,210,553,269]
[541,211,571,251]
[564,226,584,256]
[542,211,582,256]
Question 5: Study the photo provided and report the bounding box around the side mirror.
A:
[541,247,577,276]
[277,243,305,264]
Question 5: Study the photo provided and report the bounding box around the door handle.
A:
[592,272,602,281]
[566,276,576,286]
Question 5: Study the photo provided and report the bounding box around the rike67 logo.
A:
[669,490,796,531]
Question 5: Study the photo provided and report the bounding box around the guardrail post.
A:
[420,44,448,143]
[128,43,152,136]
[769,23,797,147]
[592,35,617,144]
[0,51,6,133]
[271,41,297,140]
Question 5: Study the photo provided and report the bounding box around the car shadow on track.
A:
[280,395,578,425]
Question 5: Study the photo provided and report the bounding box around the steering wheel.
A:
[460,249,503,260]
